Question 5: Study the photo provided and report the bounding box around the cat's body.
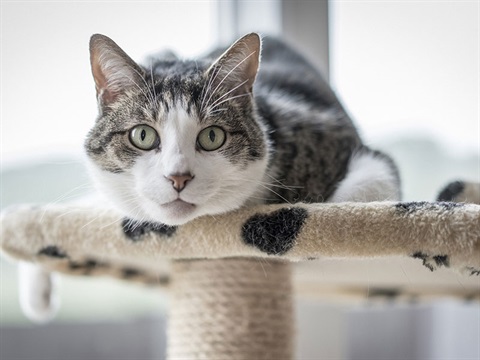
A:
[19,33,401,322]
[244,37,365,203]
[85,33,400,226]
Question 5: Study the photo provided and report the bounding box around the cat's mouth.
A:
[161,199,196,215]
[164,199,195,206]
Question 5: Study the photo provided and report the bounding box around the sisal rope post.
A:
[167,258,294,360]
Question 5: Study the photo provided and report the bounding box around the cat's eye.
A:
[129,125,160,150]
[197,126,226,151]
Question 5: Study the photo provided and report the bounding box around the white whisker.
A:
[201,64,223,113]
[208,79,248,110]
[99,216,127,230]
[128,67,157,110]
[80,209,113,230]
[205,51,256,110]
[208,108,228,116]
[149,61,158,107]
[209,93,251,111]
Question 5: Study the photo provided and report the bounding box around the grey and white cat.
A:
[20,33,400,322]
[85,33,400,226]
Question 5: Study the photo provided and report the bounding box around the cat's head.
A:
[85,33,269,225]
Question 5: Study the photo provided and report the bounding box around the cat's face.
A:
[85,34,269,225]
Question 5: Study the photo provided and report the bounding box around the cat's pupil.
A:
[141,129,146,141]
[209,130,215,142]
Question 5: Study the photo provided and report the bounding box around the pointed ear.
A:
[207,33,261,96]
[89,34,144,105]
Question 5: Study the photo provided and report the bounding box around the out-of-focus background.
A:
[1,1,479,359]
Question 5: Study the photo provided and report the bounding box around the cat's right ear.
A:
[206,33,261,96]
[89,34,143,106]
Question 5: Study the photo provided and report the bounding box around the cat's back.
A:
[253,37,363,203]
[255,37,339,109]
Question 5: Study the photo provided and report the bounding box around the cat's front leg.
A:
[18,261,60,323]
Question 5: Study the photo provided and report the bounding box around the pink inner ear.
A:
[237,34,261,89]
[91,52,125,105]
[91,57,113,103]
[91,58,106,94]
[209,33,261,93]
[89,34,143,106]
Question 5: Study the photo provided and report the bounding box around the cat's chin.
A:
[149,199,198,226]
[162,199,196,217]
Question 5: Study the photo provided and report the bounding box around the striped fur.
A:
[85,33,400,226]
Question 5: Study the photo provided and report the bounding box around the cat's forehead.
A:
[139,64,205,118]
[158,101,200,130]
[148,59,209,81]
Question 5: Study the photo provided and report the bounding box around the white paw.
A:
[18,262,60,323]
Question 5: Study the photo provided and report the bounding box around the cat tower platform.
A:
[1,181,480,359]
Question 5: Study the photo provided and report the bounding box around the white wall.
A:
[331,1,479,156]
[1,1,217,168]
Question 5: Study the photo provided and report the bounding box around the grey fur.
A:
[85,34,399,204]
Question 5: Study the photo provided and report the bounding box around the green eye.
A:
[129,125,160,150]
[197,126,226,151]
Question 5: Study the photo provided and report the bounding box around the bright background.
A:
[1,1,478,168]
[1,1,217,168]
[332,1,479,156]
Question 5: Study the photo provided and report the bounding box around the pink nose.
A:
[165,173,194,192]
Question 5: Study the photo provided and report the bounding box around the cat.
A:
[85,33,401,227]
[20,33,401,322]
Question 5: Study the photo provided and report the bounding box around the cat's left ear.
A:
[89,34,144,106]
[207,33,261,96]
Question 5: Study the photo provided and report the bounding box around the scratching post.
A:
[168,258,293,359]
[1,181,480,359]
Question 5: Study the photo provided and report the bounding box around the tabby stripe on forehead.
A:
[187,98,199,115]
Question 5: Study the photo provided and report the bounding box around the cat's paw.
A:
[18,262,60,323]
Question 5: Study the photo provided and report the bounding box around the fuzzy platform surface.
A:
[1,198,479,285]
